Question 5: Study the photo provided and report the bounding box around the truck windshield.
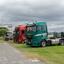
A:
[37,25,46,31]
[27,26,36,32]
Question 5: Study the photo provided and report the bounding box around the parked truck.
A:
[13,25,26,43]
[25,22,64,47]
[25,22,48,47]
[4,31,13,41]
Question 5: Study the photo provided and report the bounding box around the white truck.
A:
[4,31,13,41]
[47,32,64,46]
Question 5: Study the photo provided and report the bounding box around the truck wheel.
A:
[41,40,46,47]
[47,40,52,46]
[61,40,64,46]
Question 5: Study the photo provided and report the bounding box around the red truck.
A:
[13,25,26,43]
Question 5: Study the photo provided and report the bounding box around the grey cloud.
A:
[0,0,63,20]
[0,0,64,32]
[3,0,64,21]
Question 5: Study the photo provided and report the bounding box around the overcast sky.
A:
[0,0,64,32]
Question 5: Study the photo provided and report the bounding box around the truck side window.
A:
[41,25,46,31]
[27,27,32,31]
[37,26,41,31]
[32,26,36,32]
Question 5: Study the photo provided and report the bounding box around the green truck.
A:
[25,22,49,47]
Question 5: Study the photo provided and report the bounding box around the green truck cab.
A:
[25,22,48,47]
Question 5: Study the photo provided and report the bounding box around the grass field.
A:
[9,41,64,64]
[0,37,5,43]
[0,37,64,64]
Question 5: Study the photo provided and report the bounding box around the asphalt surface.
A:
[0,43,45,64]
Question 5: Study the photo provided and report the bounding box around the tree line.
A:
[0,27,8,37]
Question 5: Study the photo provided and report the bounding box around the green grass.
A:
[0,37,5,43]
[9,41,64,64]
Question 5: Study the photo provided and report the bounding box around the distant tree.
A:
[0,27,8,37]
[61,32,64,38]
[53,32,58,38]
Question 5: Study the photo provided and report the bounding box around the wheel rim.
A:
[42,41,46,47]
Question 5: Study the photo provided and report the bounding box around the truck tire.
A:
[41,40,46,47]
[47,40,52,46]
[61,40,64,46]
